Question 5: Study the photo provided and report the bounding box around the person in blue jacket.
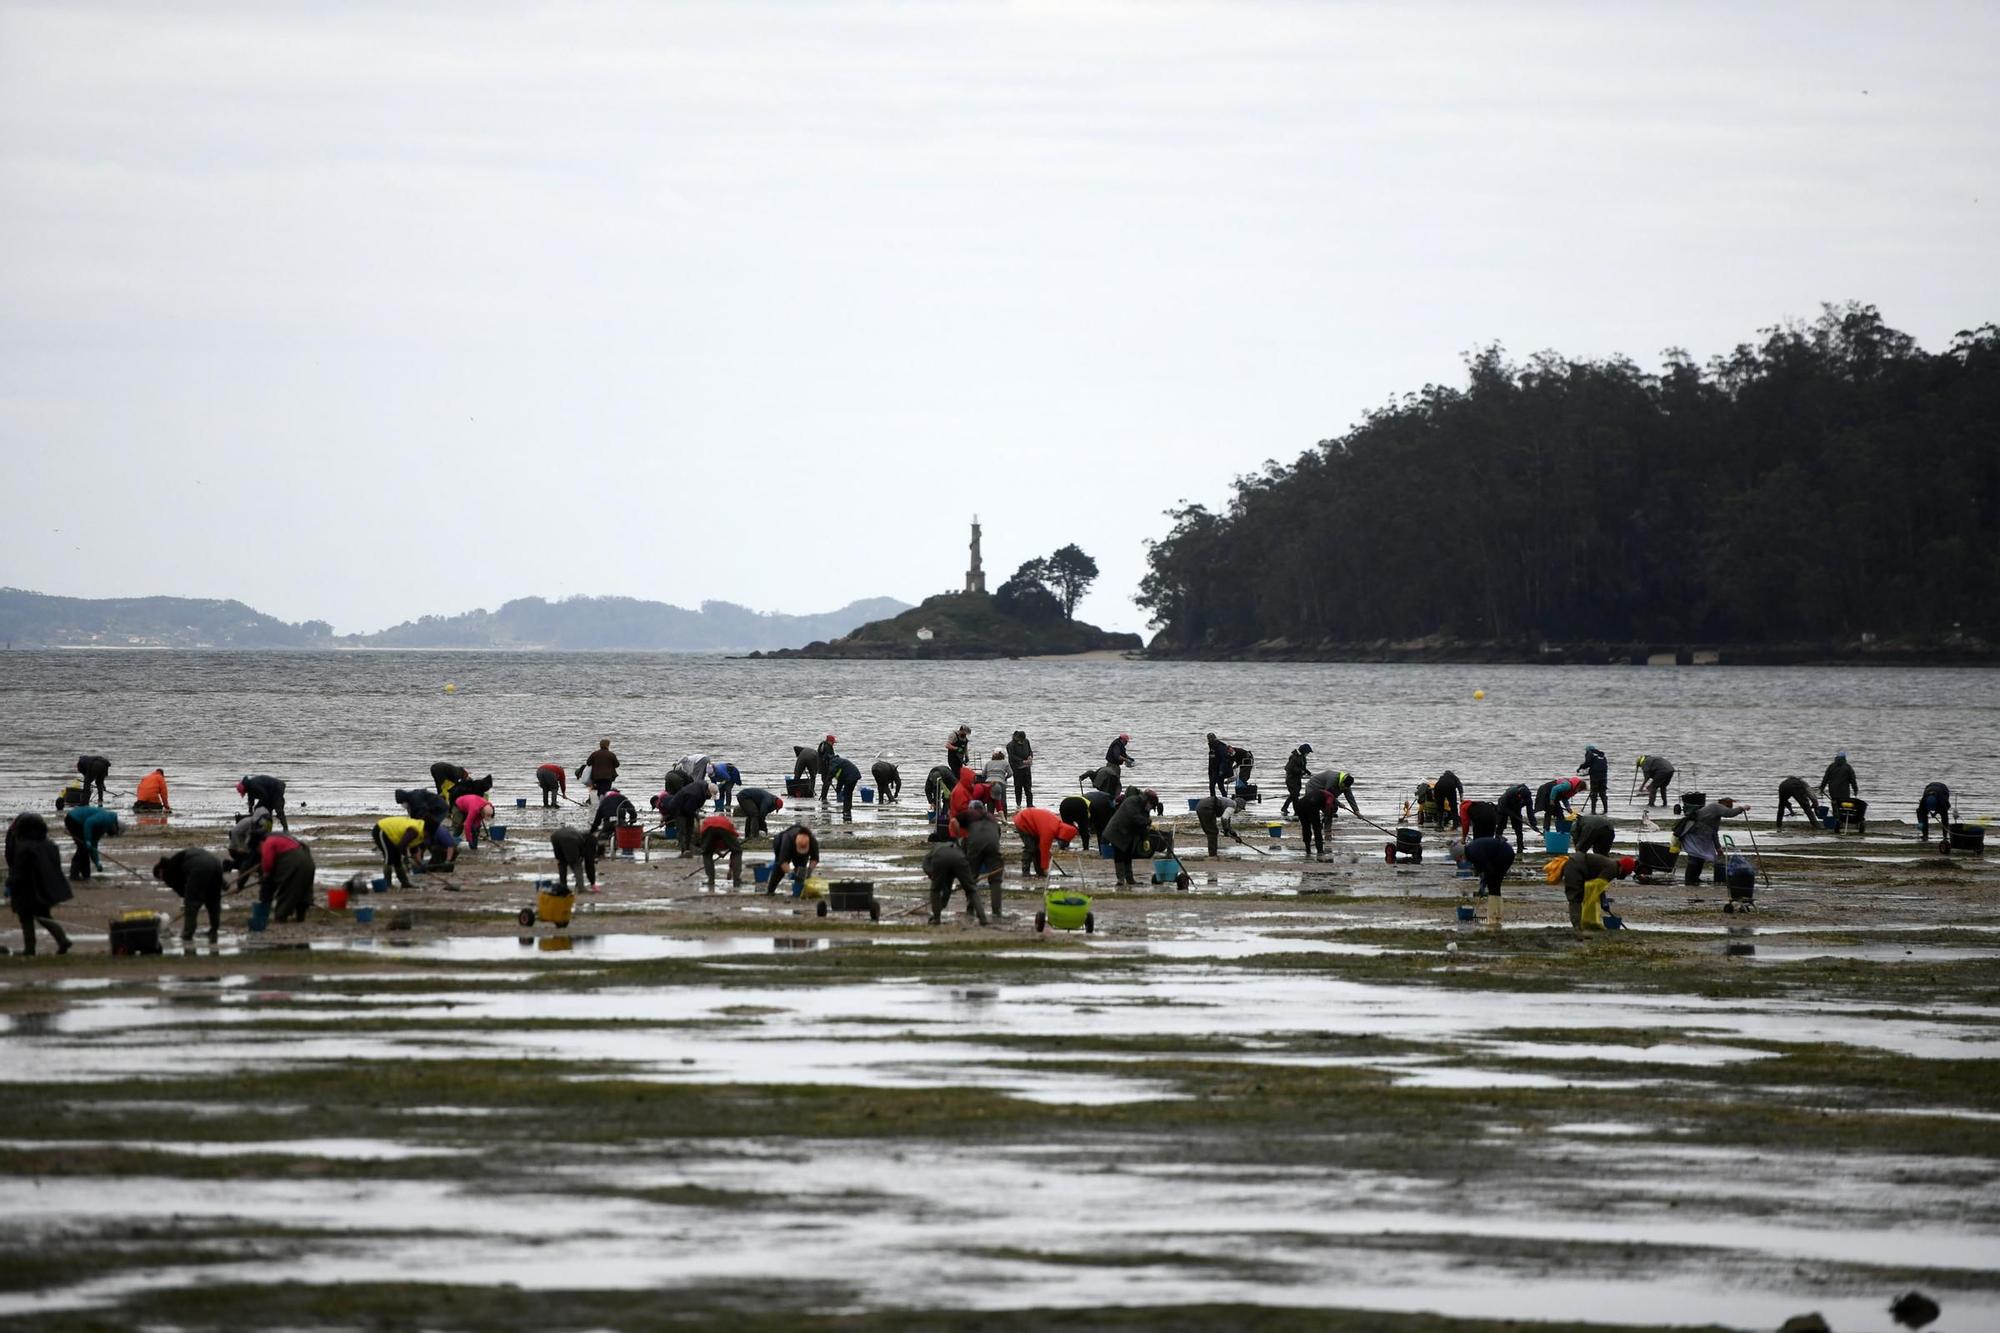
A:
[828,755,863,818]
[61,805,120,880]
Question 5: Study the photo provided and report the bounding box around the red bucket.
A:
[614,826,645,852]
[327,887,350,911]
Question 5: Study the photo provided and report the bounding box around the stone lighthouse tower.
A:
[964,516,987,595]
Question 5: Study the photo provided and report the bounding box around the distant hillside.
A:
[0,589,910,652]
[355,595,912,651]
[759,591,1142,660]
[0,588,334,649]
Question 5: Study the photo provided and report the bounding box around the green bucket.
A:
[1043,891,1092,931]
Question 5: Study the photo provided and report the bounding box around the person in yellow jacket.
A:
[372,816,426,889]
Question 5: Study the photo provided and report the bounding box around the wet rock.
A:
[1890,1290,1941,1329]
[1779,1317,1831,1333]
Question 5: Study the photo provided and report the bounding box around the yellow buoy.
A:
[1473,689,1486,700]
[444,682,457,695]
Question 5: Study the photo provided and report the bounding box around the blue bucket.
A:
[488,825,508,842]
[1543,830,1571,854]
[371,876,388,892]
[354,906,375,925]
[1267,824,1283,839]
[515,797,527,809]
[1098,843,1115,860]
[1455,905,1476,922]
[860,787,874,804]
[753,862,773,884]
[247,900,269,932]
[1187,797,1200,811]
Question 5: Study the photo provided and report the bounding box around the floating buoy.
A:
[1473,688,1486,700]
[444,682,457,695]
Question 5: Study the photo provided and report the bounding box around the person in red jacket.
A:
[258,833,315,922]
[696,813,743,890]
[1012,807,1078,878]
[535,763,567,808]
[946,766,979,839]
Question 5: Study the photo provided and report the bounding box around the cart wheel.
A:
[517,907,535,927]
[868,903,880,922]
[1176,872,1191,892]
[816,900,828,917]
[1084,912,1095,934]
[1035,911,1047,933]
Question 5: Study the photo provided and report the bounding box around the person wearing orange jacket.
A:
[134,769,172,813]
[1012,807,1078,878]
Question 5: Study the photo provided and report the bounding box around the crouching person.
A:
[259,832,316,923]
[1461,834,1515,925]
[1196,792,1246,857]
[1560,851,1633,930]
[922,840,986,925]
[550,826,598,893]
[373,816,425,890]
[697,814,743,890]
[1013,806,1077,880]
[155,848,225,944]
[962,800,1006,920]
[768,825,819,895]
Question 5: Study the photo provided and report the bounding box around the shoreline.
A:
[1142,639,2000,668]
[13,641,1995,666]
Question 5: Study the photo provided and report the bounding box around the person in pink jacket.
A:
[453,793,494,848]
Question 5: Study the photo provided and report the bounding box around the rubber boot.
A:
[989,882,1004,920]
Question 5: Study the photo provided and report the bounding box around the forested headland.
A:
[1138,304,2000,663]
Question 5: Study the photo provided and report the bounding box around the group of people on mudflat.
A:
[4,734,1970,955]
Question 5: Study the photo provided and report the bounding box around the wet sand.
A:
[3,797,1997,1331]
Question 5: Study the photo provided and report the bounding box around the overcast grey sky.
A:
[2,1,1994,635]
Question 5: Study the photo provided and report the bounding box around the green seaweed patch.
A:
[968,1246,1299,1282]
[0,1145,469,1183]
[0,1283,1736,1333]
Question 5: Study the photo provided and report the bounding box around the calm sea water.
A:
[1,651,1994,826]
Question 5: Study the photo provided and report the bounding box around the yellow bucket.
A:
[802,876,829,900]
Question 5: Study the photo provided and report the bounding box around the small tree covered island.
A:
[758,522,1141,659]
[1140,305,2000,664]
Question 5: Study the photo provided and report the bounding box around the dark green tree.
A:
[1137,304,2000,649]
[1043,545,1099,619]
[996,560,1063,623]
